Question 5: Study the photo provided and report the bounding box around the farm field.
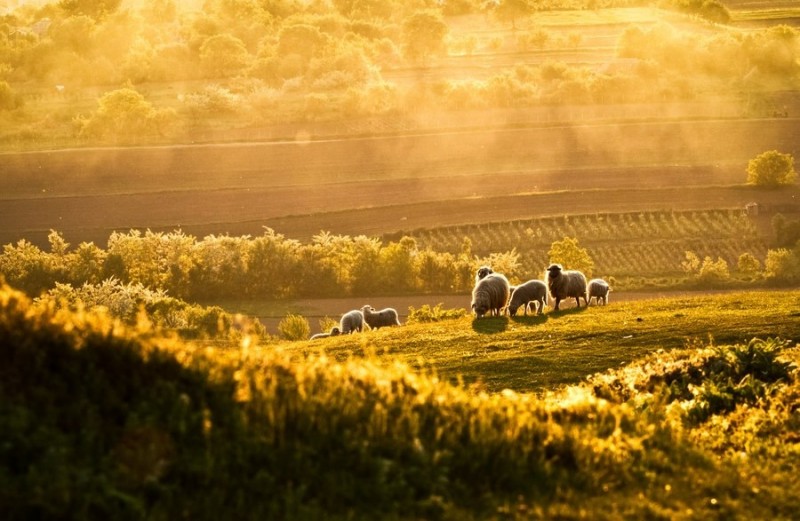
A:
[2,117,799,248]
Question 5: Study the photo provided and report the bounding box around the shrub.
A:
[764,248,800,283]
[746,150,797,187]
[278,313,311,340]
[737,252,762,277]
[406,303,466,323]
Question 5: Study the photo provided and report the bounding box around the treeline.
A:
[0,228,515,300]
[1,0,797,144]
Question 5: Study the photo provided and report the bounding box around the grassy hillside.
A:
[3,282,800,519]
[292,290,800,393]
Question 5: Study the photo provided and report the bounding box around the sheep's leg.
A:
[554,298,561,311]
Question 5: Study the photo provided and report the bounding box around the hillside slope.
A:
[2,284,800,519]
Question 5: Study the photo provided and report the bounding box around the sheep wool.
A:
[471,273,510,318]
[339,310,365,334]
[545,264,588,311]
[507,279,548,316]
[361,305,401,329]
[587,278,611,305]
[310,327,341,340]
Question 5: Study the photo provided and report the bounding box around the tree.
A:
[485,0,532,29]
[746,150,797,187]
[737,252,761,277]
[402,11,448,63]
[79,88,160,140]
[199,34,251,78]
[764,248,800,282]
[58,0,122,19]
[547,237,593,278]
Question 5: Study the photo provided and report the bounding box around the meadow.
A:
[3,283,800,519]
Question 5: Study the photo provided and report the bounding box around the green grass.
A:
[3,283,800,519]
[285,290,800,393]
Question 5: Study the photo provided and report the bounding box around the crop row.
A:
[404,209,759,254]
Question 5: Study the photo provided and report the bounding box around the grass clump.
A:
[2,283,800,519]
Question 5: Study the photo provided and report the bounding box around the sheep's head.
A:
[476,266,493,280]
[330,327,341,336]
[472,301,489,318]
[546,264,563,278]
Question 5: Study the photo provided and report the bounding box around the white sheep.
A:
[507,279,548,316]
[545,264,588,311]
[471,272,510,318]
[310,327,341,340]
[361,305,401,329]
[339,310,365,334]
[586,278,611,305]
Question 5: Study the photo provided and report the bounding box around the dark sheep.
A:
[545,264,588,311]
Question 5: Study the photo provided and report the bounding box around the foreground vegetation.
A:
[2,283,800,519]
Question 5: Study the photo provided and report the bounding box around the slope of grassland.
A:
[296,290,800,393]
[3,283,799,519]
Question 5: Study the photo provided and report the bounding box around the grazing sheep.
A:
[545,264,588,311]
[507,280,548,316]
[471,272,511,318]
[310,327,341,340]
[586,278,611,305]
[475,265,494,283]
[361,305,401,329]
[339,310,365,334]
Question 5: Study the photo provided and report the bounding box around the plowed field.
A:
[2,117,799,247]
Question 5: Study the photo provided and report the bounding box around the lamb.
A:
[339,309,365,334]
[310,327,341,340]
[361,305,401,329]
[545,264,588,311]
[475,265,494,283]
[471,272,510,318]
[586,278,611,305]
[506,279,548,316]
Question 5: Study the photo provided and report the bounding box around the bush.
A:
[746,150,797,187]
[278,313,310,340]
[406,303,466,323]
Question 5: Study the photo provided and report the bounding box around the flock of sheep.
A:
[471,264,610,318]
[310,264,610,339]
[310,305,402,339]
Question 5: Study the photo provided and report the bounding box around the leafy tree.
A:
[78,88,162,140]
[402,11,448,63]
[548,237,593,278]
[697,256,730,284]
[485,0,532,29]
[736,252,761,277]
[746,150,797,187]
[764,248,800,282]
[58,0,122,19]
[199,33,251,78]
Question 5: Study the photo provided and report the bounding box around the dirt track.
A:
[2,118,799,247]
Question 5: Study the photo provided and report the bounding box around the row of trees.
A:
[2,0,798,143]
[3,227,799,305]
